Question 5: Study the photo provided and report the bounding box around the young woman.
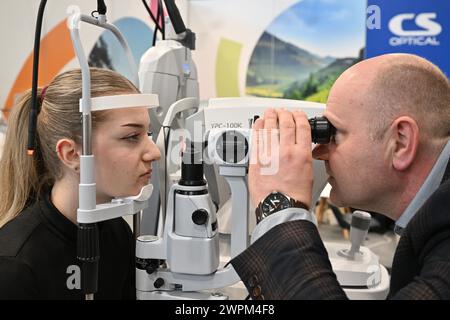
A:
[0,68,161,299]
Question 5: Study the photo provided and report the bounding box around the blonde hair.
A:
[0,68,138,227]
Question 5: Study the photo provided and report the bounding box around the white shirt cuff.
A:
[251,208,317,244]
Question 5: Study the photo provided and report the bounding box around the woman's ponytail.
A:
[0,88,48,227]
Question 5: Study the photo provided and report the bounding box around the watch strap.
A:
[290,198,309,211]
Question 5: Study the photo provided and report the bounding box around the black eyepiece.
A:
[309,116,335,144]
[179,141,206,186]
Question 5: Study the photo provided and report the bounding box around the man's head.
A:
[313,53,450,219]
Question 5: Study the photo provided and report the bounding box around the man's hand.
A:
[248,108,313,208]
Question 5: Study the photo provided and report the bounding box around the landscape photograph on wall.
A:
[246,0,366,102]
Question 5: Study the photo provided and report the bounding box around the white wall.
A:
[0,0,298,112]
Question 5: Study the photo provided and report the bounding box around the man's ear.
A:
[390,116,419,171]
[55,138,80,172]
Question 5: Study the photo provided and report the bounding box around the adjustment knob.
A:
[338,210,371,260]
[349,210,372,256]
[154,277,165,289]
[192,209,209,225]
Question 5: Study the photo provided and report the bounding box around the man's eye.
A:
[147,131,153,137]
[330,131,340,144]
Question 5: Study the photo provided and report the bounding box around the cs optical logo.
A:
[388,12,442,46]
[366,5,443,47]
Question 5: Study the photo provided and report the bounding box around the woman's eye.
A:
[123,134,140,142]
[122,130,152,142]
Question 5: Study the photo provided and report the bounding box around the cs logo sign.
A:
[388,12,441,46]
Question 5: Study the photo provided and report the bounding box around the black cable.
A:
[153,0,162,46]
[142,0,162,30]
[163,0,186,34]
[158,0,165,40]
[91,0,107,18]
[162,126,171,211]
[142,0,164,46]
[163,0,195,50]
[27,0,47,156]
[152,20,158,46]
[97,0,107,14]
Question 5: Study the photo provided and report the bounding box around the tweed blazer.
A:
[231,160,450,300]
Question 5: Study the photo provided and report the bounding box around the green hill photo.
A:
[245,0,365,102]
[283,56,361,103]
[246,31,362,101]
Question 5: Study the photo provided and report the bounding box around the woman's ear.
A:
[55,138,80,173]
[390,116,419,171]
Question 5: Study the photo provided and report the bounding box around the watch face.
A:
[261,192,290,217]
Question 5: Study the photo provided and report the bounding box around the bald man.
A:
[231,54,450,299]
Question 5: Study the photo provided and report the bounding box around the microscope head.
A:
[193,97,330,207]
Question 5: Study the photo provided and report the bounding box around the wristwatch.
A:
[255,191,309,223]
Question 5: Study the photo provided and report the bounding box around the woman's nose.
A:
[143,138,161,162]
[312,144,329,161]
